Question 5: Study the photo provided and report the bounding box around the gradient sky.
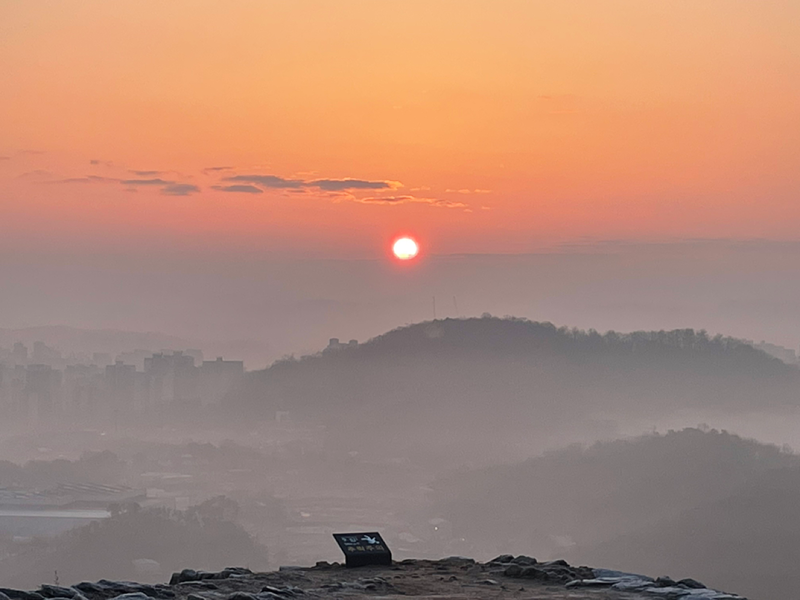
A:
[2,1,799,256]
[2,2,800,361]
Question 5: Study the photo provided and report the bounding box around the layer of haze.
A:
[2,4,800,600]
[3,241,800,366]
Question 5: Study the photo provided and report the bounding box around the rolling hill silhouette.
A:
[431,428,800,600]
[232,317,799,460]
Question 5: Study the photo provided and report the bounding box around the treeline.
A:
[266,317,784,367]
[0,451,125,488]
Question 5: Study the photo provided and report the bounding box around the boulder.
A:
[109,594,154,600]
[225,593,256,600]
[678,579,706,590]
[37,587,80,600]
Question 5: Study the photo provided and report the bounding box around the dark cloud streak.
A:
[223,174,305,188]
[161,183,200,196]
[358,195,468,209]
[129,170,164,176]
[47,175,119,184]
[311,179,393,191]
[222,174,398,192]
[212,184,264,194]
[121,178,176,186]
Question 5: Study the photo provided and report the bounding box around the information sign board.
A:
[332,532,392,567]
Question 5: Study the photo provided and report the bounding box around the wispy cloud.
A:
[120,177,198,195]
[311,178,398,191]
[121,178,176,186]
[16,169,54,180]
[223,174,304,189]
[203,166,234,173]
[129,169,164,176]
[222,174,400,192]
[212,184,264,194]
[358,195,468,209]
[162,183,200,196]
[0,156,10,161]
[47,175,119,184]
[446,188,492,194]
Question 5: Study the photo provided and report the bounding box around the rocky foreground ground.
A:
[1,556,745,600]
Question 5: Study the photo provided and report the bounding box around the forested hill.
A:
[429,427,800,600]
[280,317,788,364]
[230,317,799,457]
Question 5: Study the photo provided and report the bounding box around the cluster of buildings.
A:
[0,342,244,422]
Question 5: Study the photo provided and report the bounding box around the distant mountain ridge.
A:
[429,427,800,600]
[276,317,787,362]
[233,318,799,460]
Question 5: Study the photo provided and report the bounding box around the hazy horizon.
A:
[4,239,800,367]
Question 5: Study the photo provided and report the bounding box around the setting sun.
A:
[392,237,419,260]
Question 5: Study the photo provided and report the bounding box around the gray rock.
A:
[518,566,549,580]
[678,579,706,589]
[170,568,249,585]
[72,584,103,596]
[567,578,622,588]
[176,583,218,591]
[510,555,537,566]
[0,590,44,600]
[0,592,11,600]
[503,564,523,577]
[439,556,475,565]
[593,568,652,581]
[221,568,253,577]
[109,594,154,600]
[170,570,198,585]
[541,559,569,568]
[488,554,514,564]
[644,587,692,598]
[37,587,81,600]
[226,593,257,600]
[92,582,172,600]
[611,578,656,592]
[259,587,301,597]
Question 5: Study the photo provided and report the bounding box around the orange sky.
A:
[2,1,799,257]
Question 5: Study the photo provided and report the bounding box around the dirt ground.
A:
[162,558,648,600]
